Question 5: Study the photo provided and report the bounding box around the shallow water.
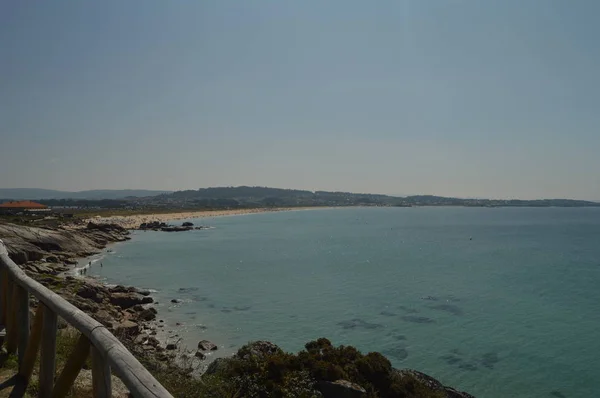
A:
[87,207,600,397]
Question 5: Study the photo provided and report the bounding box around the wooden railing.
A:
[0,240,173,398]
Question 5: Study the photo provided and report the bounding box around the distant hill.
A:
[0,188,171,200]
[1,186,599,208]
[156,186,600,208]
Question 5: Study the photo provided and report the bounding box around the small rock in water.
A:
[337,318,383,330]
[171,299,182,303]
[198,340,218,351]
[428,304,464,316]
[401,315,435,324]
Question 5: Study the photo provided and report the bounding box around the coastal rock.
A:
[115,320,139,336]
[393,369,476,398]
[134,334,150,345]
[109,285,137,294]
[194,350,206,360]
[236,341,281,359]
[182,222,194,227]
[137,308,157,321]
[110,292,148,309]
[0,223,130,265]
[160,226,193,232]
[76,285,105,303]
[204,358,232,375]
[171,299,181,303]
[45,255,59,263]
[197,340,218,351]
[139,221,168,230]
[94,309,116,329]
[316,380,367,398]
[69,296,99,313]
[166,343,177,350]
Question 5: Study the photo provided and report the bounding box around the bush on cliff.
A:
[214,338,445,398]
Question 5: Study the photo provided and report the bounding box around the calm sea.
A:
[86,207,600,397]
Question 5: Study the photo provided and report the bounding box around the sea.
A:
[83,207,600,398]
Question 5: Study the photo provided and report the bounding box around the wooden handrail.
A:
[0,240,173,398]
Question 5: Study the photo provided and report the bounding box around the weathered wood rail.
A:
[0,239,173,398]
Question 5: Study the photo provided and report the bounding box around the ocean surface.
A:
[85,207,600,397]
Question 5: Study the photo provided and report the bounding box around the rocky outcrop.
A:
[317,380,367,398]
[394,369,476,398]
[110,293,153,309]
[0,222,130,265]
[236,341,281,359]
[160,226,193,232]
[138,221,168,230]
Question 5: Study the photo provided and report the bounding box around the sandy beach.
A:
[85,208,301,229]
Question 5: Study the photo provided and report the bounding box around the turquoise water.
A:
[88,207,600,397]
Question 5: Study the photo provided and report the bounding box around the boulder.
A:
[182,222,194,227]
[115,320,139,336]
[137,308,157,321]
[236,341,281,359]
[76,285,104,303]
[393,369,476,398]
[109,285,137,294]
[94,309,116,329]
[166,343,177,350]
[160,226,193,232]
[45,255,59,263]
[171,299,181,304]
[110,293,147,309]
[134,334,150,345]
[198,340,218,351]
[316,380,367,398]
[141,296,153,304]
[194,350,206,360]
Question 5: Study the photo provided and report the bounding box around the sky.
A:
[1,1,599,200]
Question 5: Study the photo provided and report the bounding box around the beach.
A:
[85,208,299,229]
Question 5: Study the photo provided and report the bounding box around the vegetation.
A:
[121,338,448,398]
[3,186,598,212]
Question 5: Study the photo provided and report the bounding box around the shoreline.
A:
[0,217,476,397]
[85,207,323,230]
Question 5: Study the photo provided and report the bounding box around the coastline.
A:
[84,207,320,230]
[0,217,476,397]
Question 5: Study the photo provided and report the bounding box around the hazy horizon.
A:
[2,1,599,200]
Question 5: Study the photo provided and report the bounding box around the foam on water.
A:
[86,207,600,397]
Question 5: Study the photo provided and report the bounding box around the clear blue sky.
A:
[1,1,599,199]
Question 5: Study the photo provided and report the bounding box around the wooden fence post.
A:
[91,346,111,398]
[17,285,30,365]
[51,334,90,398]
[19,304,44,381]
[0,268,5,327]
[6,284,19,354]
[39,305,57,398]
